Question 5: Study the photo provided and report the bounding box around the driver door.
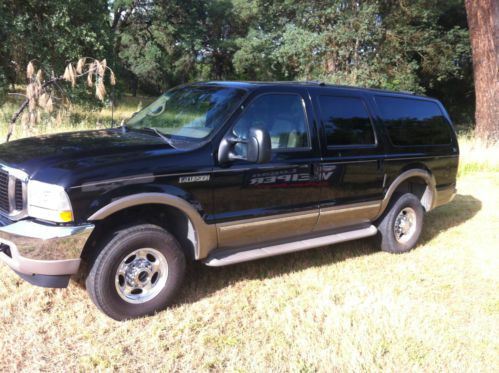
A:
[211,90,322,250]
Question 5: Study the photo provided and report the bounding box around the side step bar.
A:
[203,225,378,267]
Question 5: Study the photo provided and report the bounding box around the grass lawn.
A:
[0,96,498,371]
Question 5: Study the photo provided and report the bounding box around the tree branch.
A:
[7,93,28,99]
[6,70,91,142]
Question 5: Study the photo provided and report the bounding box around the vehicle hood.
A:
[0,129,182,184]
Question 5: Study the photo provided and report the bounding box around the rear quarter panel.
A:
[368,93,459,191]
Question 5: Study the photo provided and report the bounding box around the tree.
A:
[232,1,470,94]
[0,0,475,125]
[117,0,247,93]
[465,0,499,142]
[0,0,112,91]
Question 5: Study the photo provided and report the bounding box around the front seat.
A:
[270,113,306,149]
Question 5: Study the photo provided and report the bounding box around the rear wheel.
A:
[377,193,424,253]
[86,224,186,320]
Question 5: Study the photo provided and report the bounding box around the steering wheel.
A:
[147,104,166,117]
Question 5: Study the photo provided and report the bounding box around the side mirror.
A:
[246,127,271,163]
[218,126,271,164]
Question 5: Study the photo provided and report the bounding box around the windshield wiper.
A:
[142,127,177,148]
[120,120,129,133]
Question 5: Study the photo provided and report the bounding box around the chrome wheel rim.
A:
[115,248,168,304]
[394,207,417,243]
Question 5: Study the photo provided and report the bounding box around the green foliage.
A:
[26,0,110,64]
[0,0,112,95]
[231,0,470,95]
[233,29,286,80]
[0,0,473,122]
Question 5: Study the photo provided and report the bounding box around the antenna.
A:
[111,84,115,128]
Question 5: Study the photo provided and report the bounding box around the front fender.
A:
[87,192,217,260]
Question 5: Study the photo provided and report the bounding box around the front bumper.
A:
[0,219,94,287]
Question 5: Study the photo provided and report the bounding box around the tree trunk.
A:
[130,75,138,97]
[465,0,499,142]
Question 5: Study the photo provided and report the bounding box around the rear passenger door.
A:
[310,90,385,232]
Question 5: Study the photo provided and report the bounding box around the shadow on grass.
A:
[73,194,481,307]
[420,194,481,244]
[174,193,482,306]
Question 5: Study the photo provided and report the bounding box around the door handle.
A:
[377,159,384,171]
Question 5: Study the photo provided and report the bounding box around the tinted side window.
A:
[318,96,375,146]
[232,94,309,150]
[375,96,452,146]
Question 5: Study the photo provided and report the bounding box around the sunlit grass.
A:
[0,94,153,142]
[457,132,499,176]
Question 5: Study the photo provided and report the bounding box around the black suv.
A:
[0,81,458,320]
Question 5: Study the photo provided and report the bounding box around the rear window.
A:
[375,96,452,146]
[318,96,375,146]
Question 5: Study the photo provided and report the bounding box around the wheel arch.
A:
[376,169,436,219]
[83,193,217,261]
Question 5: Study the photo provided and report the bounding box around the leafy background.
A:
[0,0,473,124]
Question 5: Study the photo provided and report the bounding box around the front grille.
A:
[0,166,27,217]
[0,169,9,213]
[15,179,23,210]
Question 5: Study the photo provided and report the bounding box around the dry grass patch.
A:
[458,134,499,176]
[0,174,497,372]
[0,94,153,142]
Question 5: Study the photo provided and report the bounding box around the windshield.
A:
[126,85,246,142]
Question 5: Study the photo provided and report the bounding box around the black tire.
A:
[85,224,186,320]
[377,193,424,254]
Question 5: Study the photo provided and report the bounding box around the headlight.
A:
[27,180,73,223]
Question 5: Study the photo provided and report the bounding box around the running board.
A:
[203,225,378,267]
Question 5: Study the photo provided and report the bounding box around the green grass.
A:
[0,97,497,371]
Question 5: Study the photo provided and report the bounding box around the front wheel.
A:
[85,224,186,320]
[377,193,424,253]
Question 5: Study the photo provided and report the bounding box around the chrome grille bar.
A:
[0,164,28,220]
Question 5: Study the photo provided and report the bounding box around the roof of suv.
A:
[198,80,429,99]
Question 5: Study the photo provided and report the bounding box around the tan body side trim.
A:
[88,193,217,259]
[217,211,318,250]
[314,201,381,232]
[215,200,385,249]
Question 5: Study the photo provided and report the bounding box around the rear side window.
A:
[375,96,452,146]
[318,96,375,146]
